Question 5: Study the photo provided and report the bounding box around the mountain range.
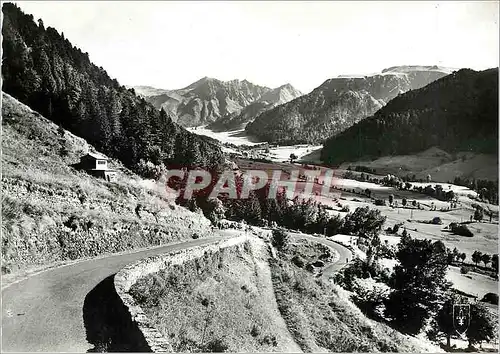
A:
[137,78,295,127]
[208,83,303,131]
[321,68,498,165]
[245,66,453,144]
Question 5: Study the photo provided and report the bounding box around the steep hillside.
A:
[1,3,223,173]
[208,84,303,131]
[1,92,214,274]
[245,66,451,144]
[321,68,498,165]
[142,77,271,126]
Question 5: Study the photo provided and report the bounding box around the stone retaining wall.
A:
[114,235,247,352]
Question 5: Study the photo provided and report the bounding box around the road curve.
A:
[288,232,353,278]
[1,235,227,353]
[1,231,352,352]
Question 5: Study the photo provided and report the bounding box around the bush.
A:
[481,292,499,305]
[203,338,229,352]
[271,228,289,251]
[460,266,470,274]
[431,217,443,225]
[334,257,386,290]
[250,324,261,337]
[449,223,474,237]
[473,207,484,222]
[374,199,385,206]
[351,277,391,319]
[291,255,305,268]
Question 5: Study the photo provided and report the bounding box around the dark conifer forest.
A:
[2,3,224,172]
[321,68,498,165]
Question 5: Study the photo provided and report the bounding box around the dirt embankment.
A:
[1,92,214,275]
[123,236,301,353]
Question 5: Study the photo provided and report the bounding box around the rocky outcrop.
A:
[245,66,453,144]
[114,235,247,352]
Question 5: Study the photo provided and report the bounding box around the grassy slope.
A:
[1,92,213,273]
[338,147,498,182]
[269,253,441,352]
[129,238,301,353]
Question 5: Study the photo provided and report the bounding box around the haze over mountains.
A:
[245,66,453,144]
[136,78,298,127]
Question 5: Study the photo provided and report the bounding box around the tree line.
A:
[171,170,386,238]
[2,3,224,174]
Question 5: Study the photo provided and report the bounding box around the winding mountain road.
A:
[1,236,227,352]
[289,232,353,278]
[1,231,352,352]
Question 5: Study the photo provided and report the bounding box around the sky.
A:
[14,1,499,93]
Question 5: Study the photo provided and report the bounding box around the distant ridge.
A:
[321,68,498,165]
[245,65,452,144]
[208,83,303,131]
[137,78,272,127]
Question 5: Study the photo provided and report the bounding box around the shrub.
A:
[431,217,443,225]
[291,255,305,268]
[334,257,385,290]
[250,324,261,337]
[473,206,484,222]
[374,199,385,206]
[481,292,499,305]
[259,334,278,347]
[351,277,391,319]
[449,223,474,237]
[203,338,229,352]
[271,228,289,251]
[460,266,470,274]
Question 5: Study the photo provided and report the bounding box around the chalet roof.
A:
[83,152,109,160]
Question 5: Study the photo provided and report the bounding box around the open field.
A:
[187,126,322,162]
[187,126,263,146]
[447,266,498,300]
[339,147,498,183]
[234,156,498,301]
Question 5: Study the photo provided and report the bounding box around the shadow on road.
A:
[83,274,151,352]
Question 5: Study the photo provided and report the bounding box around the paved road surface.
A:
[289,232,353,279]
[1,231,351,352]
[1,236,226,352]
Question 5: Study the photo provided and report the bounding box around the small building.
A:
[78,152,117,182]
